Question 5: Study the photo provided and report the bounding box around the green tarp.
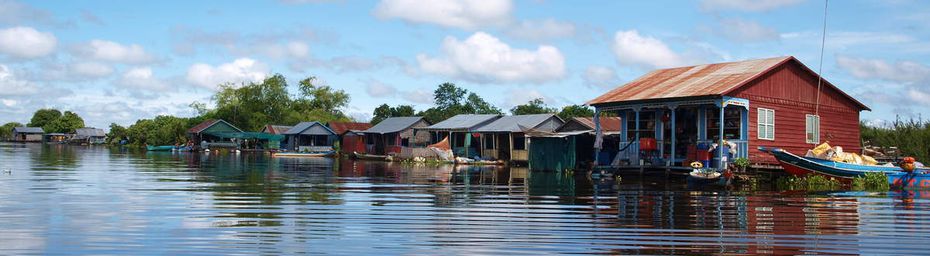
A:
[206,132,284,141]
[528,136,577,171]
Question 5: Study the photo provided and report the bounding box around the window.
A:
[484,135,495,149]
[806,114,820,144]
[757,108,775,140]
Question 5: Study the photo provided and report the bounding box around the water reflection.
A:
[1,143,929,255]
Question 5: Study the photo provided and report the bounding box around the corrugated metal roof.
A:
[328,122,372,135]
[588,56,791,105]
[284,121,336,135]
[572,117,622,132]
[13,127,44,133]
[75,127,106,137]
[188,119,242,134]
[363,117,426,134]
[475,114,560,132]
[262,125,293,135]
[420,114,500,131]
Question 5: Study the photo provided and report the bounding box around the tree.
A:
[0,122,23,140]
[417,82,501,123]
[125,115,201,146]
[28,109,61,130]
[106,123,128,144]
[371,104,417,124]
[510,98,557,115]
[557,105,595,120]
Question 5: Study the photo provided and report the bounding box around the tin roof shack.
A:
[328,122,372,154]
[44,133,71,143]
[72,127,107,144]
[552,117,623,168]
[588,56,869,170]
[284,122,336,152]
[188,119,243,149]
[11,127,44,142]
[474,114,564,162]
[415,114,500,158]
[361,117,431,155]
[261,125,293,149]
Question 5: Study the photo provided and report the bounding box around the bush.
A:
[776,175,842,191]
[852,172,890,191]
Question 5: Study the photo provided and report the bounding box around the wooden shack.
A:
[415,114,500,158]
[11,127,44,142]
[474,114,564,162]
[72,127,107,144]
[188,119,243,150]
[362,117,431,155]
[588,56,869,170]
[284,121,336,152]
[327,122,372,154]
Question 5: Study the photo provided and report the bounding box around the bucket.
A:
[639,138,657,151]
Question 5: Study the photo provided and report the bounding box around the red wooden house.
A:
[588,56,869,169]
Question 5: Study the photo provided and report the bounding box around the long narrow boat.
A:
[760,147,930,179]
[272,151,335,158]
[146,145,176,152]
[352,152,392,161]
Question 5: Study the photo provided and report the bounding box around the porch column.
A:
[697,107,706,141]
[634,108,641,141]
[718,102,726,170]
[619,110,628,142]
[655,109,663,159]
[593,108,601,165]
[740,107,749,140]
[669,105,677,166]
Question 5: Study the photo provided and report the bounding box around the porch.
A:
[594,96,750,171]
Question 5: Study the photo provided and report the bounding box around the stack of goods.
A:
[805,142,879,165]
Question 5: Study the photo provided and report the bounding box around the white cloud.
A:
[256,41,310,59]
[70,61,113,78]
[0,64,39,96]
[504,88,553,108]
[611,30,685,69]
[365,80,397,97]
[718,18,779,42]
[117,67,171,91]
[582,66,621,89]
[504,19,576,41]
[0,0,54,26]
[186,58,268,90]
[401,89,433,104]
[373,0,512,30]
[417,32,565,83]
[836,56,930,83]
[75,40,156,64]
[700,0,804,12]
[0,26,56,59]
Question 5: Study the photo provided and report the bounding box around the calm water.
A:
[1,143,930,255]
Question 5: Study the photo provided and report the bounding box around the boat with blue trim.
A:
[760,147,930,188]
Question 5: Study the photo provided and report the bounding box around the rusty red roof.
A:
[262,125,293,135]
[328,122,372,135]
[587,56,868,110]
[573,117,621,132]
[188,119,219,134]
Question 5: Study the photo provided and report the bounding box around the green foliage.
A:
[510,98,557,115]
[371,104,417,125]
[852,172,890,191]
[776,175,842,191]
[417,82,501,123]
[861,118,930,162]
[733,157,750,168]
[0,122,23,140]
[125,115,203,146]
[27,109,84,133]
[106,123,128,144]
[203,74,351,131]
[557,105,595,120]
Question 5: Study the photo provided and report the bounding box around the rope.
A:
[814,0,829,116]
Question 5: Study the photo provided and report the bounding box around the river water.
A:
[1,143,929,255]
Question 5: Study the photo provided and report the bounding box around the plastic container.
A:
[639,138,657,151]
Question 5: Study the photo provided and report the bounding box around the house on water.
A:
[522,116,622,171]
[588,56,869,170]
[361,117,431,155]
[415,114,501,158]
[261,124,293,149]
[188,119,243,150]
[284,122,336,152]
[555,117,623,167]
[327,122,372,154]
[11,127,44,142]
[72,127,107,144]
[474,114,564,162]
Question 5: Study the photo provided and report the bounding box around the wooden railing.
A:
[512,150,528,161]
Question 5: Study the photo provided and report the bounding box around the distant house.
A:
[362,117,431,155]
[415,114,501,158]
[44,133,71,143]
[11,127,44,142]
[544,117,623,168]
[261,125,293,149]
[73,127,107,144]
[327,122,372,155]
[475,114,564,162]
[284,122,337,152]
[188,119,243,149]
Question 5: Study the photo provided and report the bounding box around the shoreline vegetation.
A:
[1,75,595,148]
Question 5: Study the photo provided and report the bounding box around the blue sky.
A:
[0,0,928,129]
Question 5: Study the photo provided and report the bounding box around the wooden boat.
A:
[760,147,930,179]
[689,170,722,180]
[888,172,930,190]
[272,151,334,158]
[146,145,176,151]
[351,152,392,161]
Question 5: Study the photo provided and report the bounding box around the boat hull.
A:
[146,145,175,151]
[273,152,334,158]
[761,147,928,179]
[888,172,930,190]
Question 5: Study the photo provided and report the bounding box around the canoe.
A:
[352,152,392,161]
[689,170,722,180]
[146,145,176,151]
[273,151,334,158]
[760,147,930,179]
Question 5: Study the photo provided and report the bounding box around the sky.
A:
[0,0,928,129]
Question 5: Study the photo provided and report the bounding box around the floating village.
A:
[6,56,927,189]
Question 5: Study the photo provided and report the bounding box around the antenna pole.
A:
[815,0,828,115]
